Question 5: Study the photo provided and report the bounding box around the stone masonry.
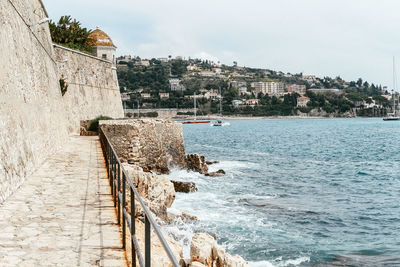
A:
[100,119,186,174]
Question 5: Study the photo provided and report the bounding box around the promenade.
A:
[0,136,126,266]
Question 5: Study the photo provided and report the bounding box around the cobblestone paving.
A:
[0,136,126,267]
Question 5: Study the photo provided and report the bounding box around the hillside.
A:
[117,56,392,117]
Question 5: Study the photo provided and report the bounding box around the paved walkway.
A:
[0,136,126,266]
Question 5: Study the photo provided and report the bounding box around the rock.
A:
[186,154,208,174]
[205,170,225,177]
[180,258,190,267]
[171,180,198,193]
[191,233,215,267]
[191,262,208,267]
[123,163,175,221]
[166,211,199,224]
[205,161,219,165]
[211,243,249,267]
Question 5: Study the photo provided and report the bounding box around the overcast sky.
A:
[43,0,400,88]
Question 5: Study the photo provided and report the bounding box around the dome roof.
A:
[88,28,116,47]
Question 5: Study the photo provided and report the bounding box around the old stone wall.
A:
[55,45,124,132]
[0,0,124,203]
[0,0,68,203]
[100,119,186,173]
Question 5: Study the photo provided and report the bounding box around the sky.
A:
[42,0,400,88]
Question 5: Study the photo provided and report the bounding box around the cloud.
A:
[42,0,400,87]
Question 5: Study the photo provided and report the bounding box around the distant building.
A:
[89,28,117,65]
[199,71,215,77]
[141,93,151,98]
[302,75,317,82]
[287,84,306,95]
[230,81,247,89]
[245,99,259,106]
[187,65,199,71]
[308,88,342,95]
[120,93,130,101]
[232,99,244,108]
[159,92,169,99]
[238,87,248,95]
[169,79,186,91]
[204,90,221,100]
[251,82,285,96]
[297,96,310,107]
[158,57,169,62]
[213,68,222,74]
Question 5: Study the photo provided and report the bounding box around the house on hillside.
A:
[297,96,310,107]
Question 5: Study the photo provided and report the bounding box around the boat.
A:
[212,88,230,126]
[383,57,400,121]
[182,93,210,124]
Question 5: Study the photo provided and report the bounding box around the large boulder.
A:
[123,163,175,220]
[171,180,198,193]
[191,233,215,267]
[186,154,208,174]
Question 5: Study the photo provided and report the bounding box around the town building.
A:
[157,57,169,62]
[187,65,199,71]
[199,71,215,77]
[141,93,151,99]
[169,79,186,91]
[232,99,244,108]
[204,90,221,100]
[159,92,169,99]
[297,96,310,107]
[88,28,117,65]
[230,81,247,89]
[302,75,317,82]
[239,87,249,95]
[287,84,306,95]
[245,99,259,106]
[251,82,285,96]
[120,93,130,101]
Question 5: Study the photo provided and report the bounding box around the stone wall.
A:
[0,0,124,203]
[100,119,186,173]
[0,0,68,203]
[55,45,124,132]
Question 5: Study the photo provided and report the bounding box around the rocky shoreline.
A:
[99,119,249,267]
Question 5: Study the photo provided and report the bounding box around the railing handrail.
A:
[99,127,180,267]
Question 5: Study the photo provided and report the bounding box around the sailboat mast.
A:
[393,57,396,114]
[194,92,196,120]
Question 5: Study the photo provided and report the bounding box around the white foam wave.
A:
[249,256,310,267]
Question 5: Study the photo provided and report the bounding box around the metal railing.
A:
[99,128,180,267]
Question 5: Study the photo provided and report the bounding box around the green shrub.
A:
[88,116,113,132]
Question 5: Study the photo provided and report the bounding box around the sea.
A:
[163,118,400,267]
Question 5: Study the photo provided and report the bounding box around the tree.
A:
[49,16,93,53]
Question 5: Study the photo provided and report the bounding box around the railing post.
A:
[131,187,136,267]
[122,172,126,249]
[145,216,151,267]
[117,163,121,225]
[113,161,117,207]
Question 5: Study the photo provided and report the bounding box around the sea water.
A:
[163,118,400,266]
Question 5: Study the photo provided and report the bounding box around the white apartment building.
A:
[169,79,186,91]
[251,82,285,96]
[287,84,306,95]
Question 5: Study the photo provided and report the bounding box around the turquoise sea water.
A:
[165,118,400,266]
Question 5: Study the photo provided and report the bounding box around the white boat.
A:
[383,57,400,121]
[212,88,230,127]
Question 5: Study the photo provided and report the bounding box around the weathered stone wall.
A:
[0,0,124,203]
[0,0,68,203]
[55,45,124,132]
[100,119,186,173]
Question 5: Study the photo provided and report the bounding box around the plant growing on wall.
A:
[59,78,68,96]
[49,15,93,54]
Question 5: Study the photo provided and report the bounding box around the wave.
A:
[249,256,310,267]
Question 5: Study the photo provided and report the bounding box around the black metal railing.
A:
[99,128,180,267]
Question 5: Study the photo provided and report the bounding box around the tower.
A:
[88,28,116,64]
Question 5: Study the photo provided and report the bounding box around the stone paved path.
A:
[0,136,127,267]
